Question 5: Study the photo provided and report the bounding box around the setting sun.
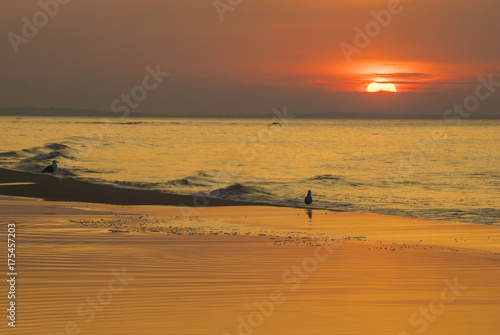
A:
[366,82,398,93]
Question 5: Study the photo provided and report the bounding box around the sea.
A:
[0,116,498,225]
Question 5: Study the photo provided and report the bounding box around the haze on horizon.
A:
[1,0,499,117]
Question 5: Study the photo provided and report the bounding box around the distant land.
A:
[0,107,163,118]
[1,107,499,119]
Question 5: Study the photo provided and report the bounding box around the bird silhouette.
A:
[42,160,58,173]
[304,190,312,206]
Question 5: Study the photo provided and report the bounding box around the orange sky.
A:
[1,0,499,115]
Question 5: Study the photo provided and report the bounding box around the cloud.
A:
[370,73,433,80]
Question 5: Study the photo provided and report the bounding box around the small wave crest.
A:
[113,180,162,190]
[0,151,18,158]
[308,174,342,181]
[304,174,364,187]
[20,143,77,162]
[208,183,272,200]
[166,172,219,187]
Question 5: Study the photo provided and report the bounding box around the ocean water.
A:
[0,116,498,225]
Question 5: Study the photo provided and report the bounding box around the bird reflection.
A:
[306,208,312,220]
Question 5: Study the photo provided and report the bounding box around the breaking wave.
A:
[0,142,80,175]
[208,183,273,200]
[165,172,218,187]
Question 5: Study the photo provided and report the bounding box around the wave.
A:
[0,142,81,175]
[166,177,211,187]
[20,143,76,163]
[0,151,18,157]
[0,147,40,158]
[208,183,272,200]
[307,174,342,181]
[165,171,221,187]
[303,174,365,187]
[113,180,163,190]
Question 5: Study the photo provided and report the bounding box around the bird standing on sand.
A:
[305,190,312,206]
[42,160,58,173]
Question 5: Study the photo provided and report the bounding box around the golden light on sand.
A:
[366,82,397,93]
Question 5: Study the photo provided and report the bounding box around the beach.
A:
[1,168,499,334]
[3,0,500,333]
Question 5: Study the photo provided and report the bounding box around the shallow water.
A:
[0,116,498,224]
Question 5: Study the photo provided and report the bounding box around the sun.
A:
[366,82,397,93]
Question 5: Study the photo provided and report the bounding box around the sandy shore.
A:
[0,168,499,334]
[0,196,499,335]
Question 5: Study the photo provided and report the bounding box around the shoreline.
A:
[0,167,269,207]
[1,167,497,228]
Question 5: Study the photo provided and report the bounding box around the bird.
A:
[304,190,312,206]
[42,160,58,173]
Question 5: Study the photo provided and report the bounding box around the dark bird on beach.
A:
[305,190,312,206]
[42,160,58,173]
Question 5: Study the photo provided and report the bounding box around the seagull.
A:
[42,160,58,173]
[304,190,312,206]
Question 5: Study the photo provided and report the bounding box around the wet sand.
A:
[0,196,499,334]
